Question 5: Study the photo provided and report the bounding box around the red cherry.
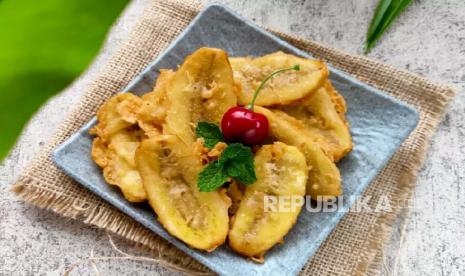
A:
[220,64,299,146]
[221,106,269,145]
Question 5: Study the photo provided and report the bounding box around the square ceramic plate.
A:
[53,3,419,275]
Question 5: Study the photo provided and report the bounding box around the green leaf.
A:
[366,0,393,41]
[197,143,257,192]
[220,143,256,185]
[365,0,413,53]
[195,122,224,149]
[197,161,229,192]
[225,161,256,185]
[0,0,129,160]
[219,143,249,163]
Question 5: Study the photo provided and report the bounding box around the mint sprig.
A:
[220,144,256,185]
[198,161,229,192]
[196,122,257,192]
[198,143,257,192]
[196,122,224,149]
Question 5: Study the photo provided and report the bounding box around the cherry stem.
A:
[247,64,300,110]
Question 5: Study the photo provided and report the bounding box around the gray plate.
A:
[53,4,419,276]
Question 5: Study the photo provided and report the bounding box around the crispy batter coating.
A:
[90,93,142,140]
[90,94,147,202]
[228,142,307,262]
[278,81,353,161]
[136,69,175,137]
[255,106,342,201]
[135,135,231,251]
[163,47,237,145]
[230,51,328,106]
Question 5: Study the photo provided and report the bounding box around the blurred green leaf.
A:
[365,0,413,53]
[0,0,129,160]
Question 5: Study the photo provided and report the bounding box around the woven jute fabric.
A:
[11,0,455,275]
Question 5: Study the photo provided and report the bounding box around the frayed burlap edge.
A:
[12,181,211,275]
[11,1,455,275]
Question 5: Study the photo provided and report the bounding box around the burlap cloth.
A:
[11,0,455,275]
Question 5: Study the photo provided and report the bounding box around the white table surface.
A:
[1,0,464,275]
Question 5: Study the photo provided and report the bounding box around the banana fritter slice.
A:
[164,47,237,144]
[228,142,307,262]
[325,81,348,118]
[226,181,246,216]
[279,81,352,161]
[255,106,342,201]
[230,52,328,106]
[91,129,147,202]
[137,69,175,137]
[90,94,147,202]
[135,135,231,251]
[90,93,143,141]
[103,130,146,202]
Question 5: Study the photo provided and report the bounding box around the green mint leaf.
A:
[219,143,251,163]
[220,143,256,185]
[197,143,257,192]
[197,161,228,192]
[226,161,257,184]
[196,122,224,149]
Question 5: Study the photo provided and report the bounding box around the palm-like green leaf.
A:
[365,0,413,53]
[366,0,393,41]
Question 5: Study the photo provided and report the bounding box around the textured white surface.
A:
[0,0,464,275]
